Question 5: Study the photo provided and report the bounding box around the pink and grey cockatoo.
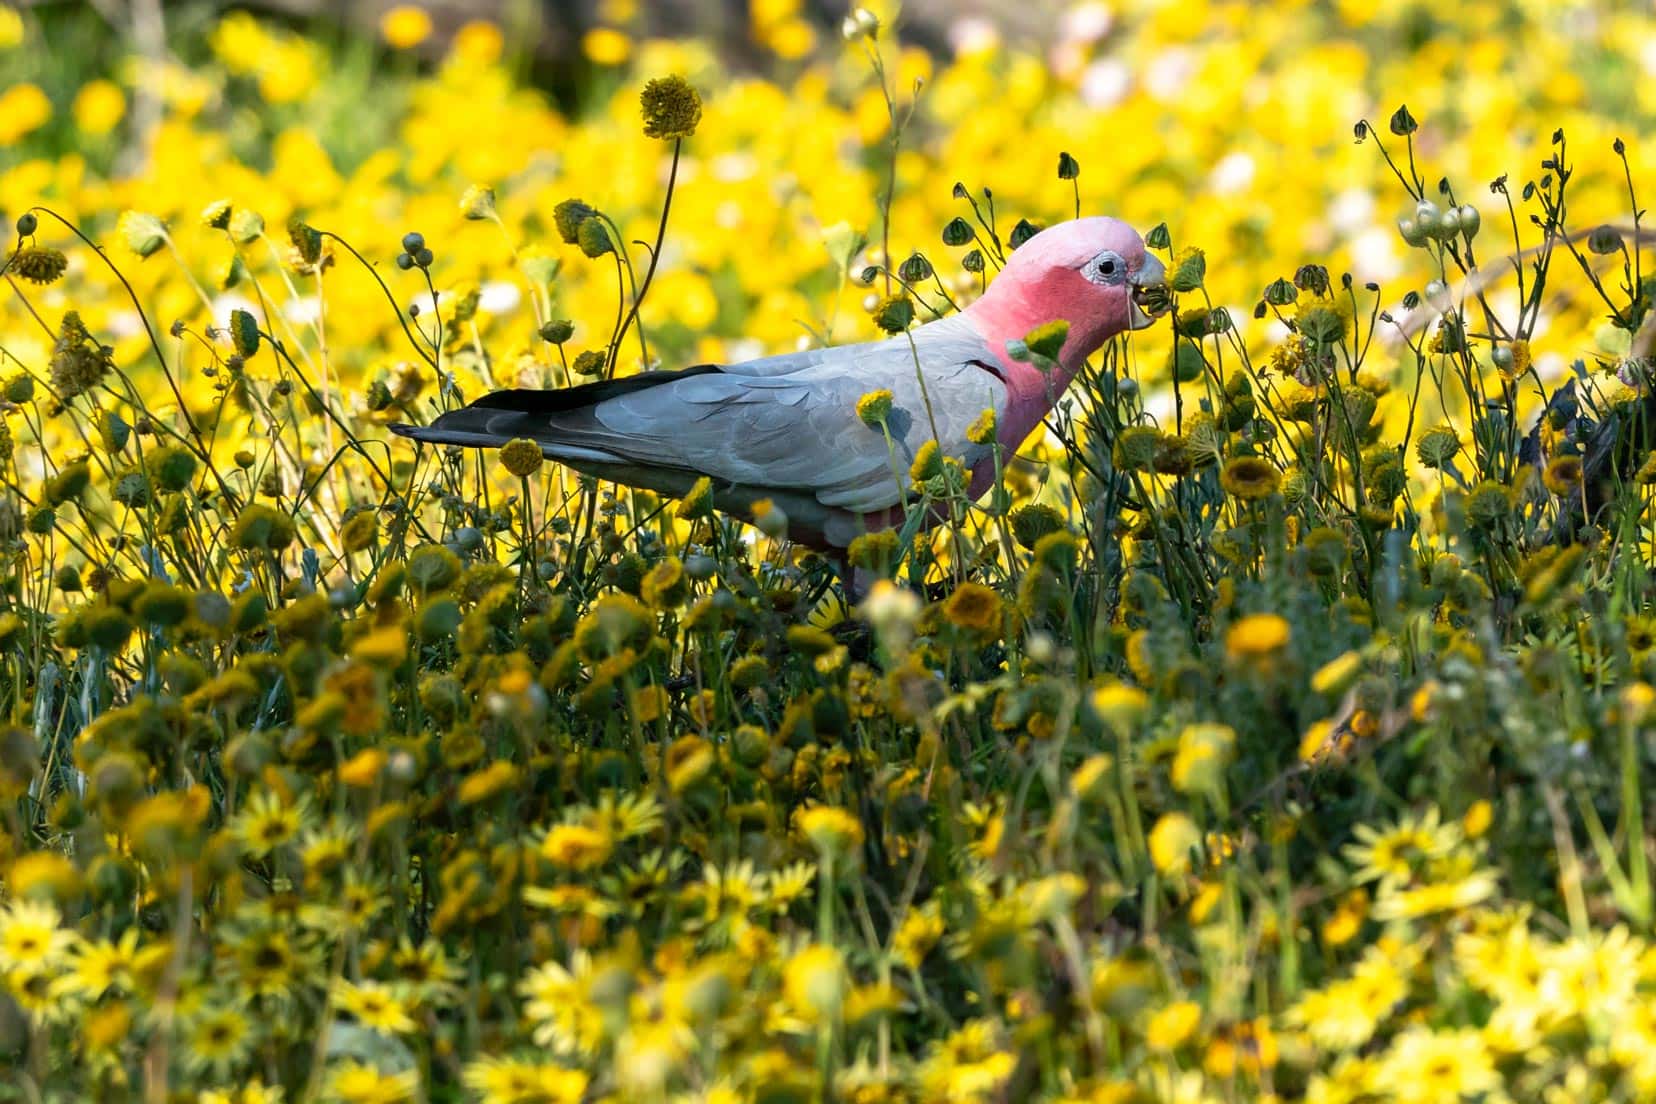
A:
[392,217,1165,549]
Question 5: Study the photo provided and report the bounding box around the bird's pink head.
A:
[965,216,1166,370]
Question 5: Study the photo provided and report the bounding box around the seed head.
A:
[1415,425,1460,469]
[229,309,260,359]
[12,246,66,285]
[640,75,702,140]
[1542,455,1583,497]
[287,218,323,267]
[49,311,111,399]
[1220,455,1281,500]
[499,437,544,478]
[871,293,914,334]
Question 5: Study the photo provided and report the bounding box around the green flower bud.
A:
[554,199,599,244]
[229,308,260,358]
[577,218,614,258]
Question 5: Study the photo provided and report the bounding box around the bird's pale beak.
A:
[1129,254,1169,330]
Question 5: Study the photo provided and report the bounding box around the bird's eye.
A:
[1084,250,1126,286]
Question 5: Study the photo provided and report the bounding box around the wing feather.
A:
[547,315,1006,514]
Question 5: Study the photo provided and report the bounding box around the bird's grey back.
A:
[496,313,1008,515]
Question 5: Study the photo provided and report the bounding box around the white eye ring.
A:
[1084,250,1127,286]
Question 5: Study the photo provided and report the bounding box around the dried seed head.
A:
[12,246,66,285]
[871,293,914,334]
[640,75,702,140]
[499,437,544,478]
[49,311,110,399]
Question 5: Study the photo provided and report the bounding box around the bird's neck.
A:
[963,269,1117,392]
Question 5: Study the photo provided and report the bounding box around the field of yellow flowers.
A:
[6,0,1656,1100]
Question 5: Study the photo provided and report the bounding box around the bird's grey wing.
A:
[556,321,1007,513]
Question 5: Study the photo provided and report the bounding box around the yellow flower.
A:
[380,5,434,49]
[333,978,418,1035]
[856,388,894,427]
[1321,892,1367,948]
[72,80,125,136]
[1377,1028,1497,1104]
[463,1056,588,1104]
[582,26,631,65]
[1311,650,1362,695]
[1220,455,1282,500]
[1148,812,1201,875]
[1146,1000,1202,1050]
[1225,613,1291,660]
[232,790,309,857]
[0,899,75,973]
[519,952,616,1055]
[1542,454,1582,497]
[0,81,51,143]
[795,804,864,861]
[966,407,999,445]
[53,928,163,1001]
[185,1004,255,1073]
[5,852,80,904]
[1171,722,1236,796]
[539,822,614,870]
[909,439,942,483]
[0,5,22,49]
[941,581,1003,637]
[1188,879,1223,924]
[783,942,847,1020]
[893,905,945,969]
[1290,947,1404,1050]
[329,1060,419,1104]
[457,760,521,804]
[1462,799,1494,838]
[1343,807,1457,886]
[676,475,715,520]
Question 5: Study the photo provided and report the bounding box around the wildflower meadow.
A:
[5,0,1656,1100]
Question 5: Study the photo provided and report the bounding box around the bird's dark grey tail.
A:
[388,407,514,450]
[389,366,723,453]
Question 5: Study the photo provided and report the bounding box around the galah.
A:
[392,217,1166,550]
